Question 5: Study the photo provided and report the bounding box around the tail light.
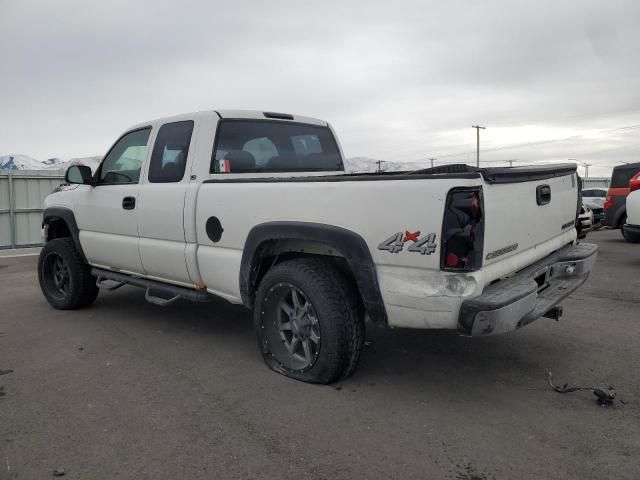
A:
[604,196,613,210]
[441,188,484,271]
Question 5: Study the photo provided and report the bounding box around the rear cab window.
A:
[210,120,343,173]
[148,121,194,183]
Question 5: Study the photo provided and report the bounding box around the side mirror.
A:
[65,165,93,185]
[630,177,640,193]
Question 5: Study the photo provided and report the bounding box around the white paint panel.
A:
[80,231,143,272]
[197,245,243,302]
[138,237,191,283]
[482,175,577,266]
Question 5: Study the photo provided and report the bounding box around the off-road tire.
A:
[254,258,365,384]
[38,238,99,309]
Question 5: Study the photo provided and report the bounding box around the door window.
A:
[148,121,194,183]
[98,128,151,184]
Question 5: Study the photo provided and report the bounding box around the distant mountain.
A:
[0,154,102,172]
[0,154,46,170]
[2,153,420,175]
[344,156,424,173]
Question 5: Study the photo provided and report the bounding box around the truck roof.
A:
[126,110,328,132]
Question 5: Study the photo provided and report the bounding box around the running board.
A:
[91,268,213,306]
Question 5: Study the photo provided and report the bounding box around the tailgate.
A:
[480,164,579,267]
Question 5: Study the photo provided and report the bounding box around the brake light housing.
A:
[440,187,484,271]
[604,195,613,210]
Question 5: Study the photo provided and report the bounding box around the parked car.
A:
[37,109,597,384]
[622,176,640,243]
[603,162,640,235]
[581,187,607,225]
[577,205,594,239]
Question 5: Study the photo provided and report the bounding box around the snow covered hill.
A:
[0,154,102,172]
[1,154,422,175]
[344,157,425,173]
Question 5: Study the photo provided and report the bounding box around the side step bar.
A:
[91,268,213,306]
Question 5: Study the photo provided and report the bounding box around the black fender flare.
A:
[42,207,87,262]
[240,221,387,325]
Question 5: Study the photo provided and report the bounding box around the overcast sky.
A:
[1,0,639,176]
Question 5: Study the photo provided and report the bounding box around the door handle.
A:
[536,185,551,205]
[122,196,136,210]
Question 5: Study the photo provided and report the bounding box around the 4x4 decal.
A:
[377,230,437,255]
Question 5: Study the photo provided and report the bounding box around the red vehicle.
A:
[603,162,640,235]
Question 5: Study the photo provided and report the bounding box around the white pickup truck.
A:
[39,110,597,383]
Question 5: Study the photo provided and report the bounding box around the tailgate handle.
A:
[537,185,551,205]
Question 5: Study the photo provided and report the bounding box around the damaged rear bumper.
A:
[458,243,598,336]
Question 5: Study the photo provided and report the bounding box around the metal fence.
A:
[0,171,64,249]
[582,177,610,189]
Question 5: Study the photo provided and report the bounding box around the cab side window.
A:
[99,128,151,184]
[148,121,194,183]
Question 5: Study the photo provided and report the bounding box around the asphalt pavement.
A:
[1,229,639,479]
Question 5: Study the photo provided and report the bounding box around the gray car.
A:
[582,188,607,226]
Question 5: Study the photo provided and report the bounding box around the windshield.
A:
[211,120,343,173]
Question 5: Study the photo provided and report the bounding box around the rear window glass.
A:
[611,166,640,188]
[148,121,194,183]
[211,120,342,173]
[582,189,606,198]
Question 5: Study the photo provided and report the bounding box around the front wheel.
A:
[254,258,364,384]
[38,238,99,309]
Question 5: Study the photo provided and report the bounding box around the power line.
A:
[425,123,640,163]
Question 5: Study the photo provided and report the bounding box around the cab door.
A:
[136,120,195,285]
[74,127,152,274]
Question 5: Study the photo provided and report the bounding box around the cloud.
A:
[1,0,639,176]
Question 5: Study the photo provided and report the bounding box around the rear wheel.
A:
[254,258,364,384]
[38,238,99,309]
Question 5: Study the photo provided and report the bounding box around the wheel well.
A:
[45,217,72,241]
[241,222,388,325]
[250,240,361,308]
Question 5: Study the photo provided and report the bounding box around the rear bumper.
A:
[458,243,598,336]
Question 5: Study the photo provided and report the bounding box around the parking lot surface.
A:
[1,229,639,479]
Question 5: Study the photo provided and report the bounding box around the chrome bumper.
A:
[458,243,598,336]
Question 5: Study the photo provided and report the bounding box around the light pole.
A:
[428,157,436,169]
[569,159,591,178]
[472,125,486,167]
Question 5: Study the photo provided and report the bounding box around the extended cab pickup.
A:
[39,110,597,383]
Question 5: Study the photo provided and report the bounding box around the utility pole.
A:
[569,159,591,178]
[472,125,486,167]
[375,160,386,173]
[428,157,436,169]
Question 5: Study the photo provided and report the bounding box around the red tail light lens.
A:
[441,188,484,271]
[604,196,613,210]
